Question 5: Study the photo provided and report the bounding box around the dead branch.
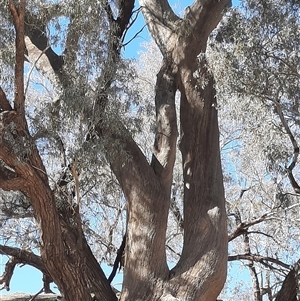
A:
[0,165,18,181]
[70,158,80,206]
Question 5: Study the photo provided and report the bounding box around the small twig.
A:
[228,253,290,270]
[122,25,146,48]
[70,158,80,206]
[25,45,51,95]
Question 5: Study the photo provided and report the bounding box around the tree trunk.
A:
[275,264,299,301]
[113,1,230,300]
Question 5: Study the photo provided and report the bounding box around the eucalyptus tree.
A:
[0,0,231,301]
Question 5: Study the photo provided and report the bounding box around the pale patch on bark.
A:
[25,36,59,88]
[160,293,181,301]
[155,104,176,167]
[207,206,221,226]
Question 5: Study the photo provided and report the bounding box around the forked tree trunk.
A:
[114,1,230,300]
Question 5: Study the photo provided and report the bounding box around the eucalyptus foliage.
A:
[209,0,300,299]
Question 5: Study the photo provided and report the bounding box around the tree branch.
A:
[25,14,64,73]
[275,259,299,301]
[243,232,262,301]
[0,87,12,111]
[184,0,231,52]
[150,59,178,196]
[0,244,52,291]
[273,99,300,193]
[9,0,26,114]
[0,245,47,272]
[228,212,272,242]
[0,257,20,291]
[228,253,290,270]
[139,0,180,55]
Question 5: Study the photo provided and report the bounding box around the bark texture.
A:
[0,1,230,301]
[0,1,134,300]
[275,262,299,301]
[116,1,230,300]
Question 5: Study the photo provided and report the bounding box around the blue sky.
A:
[123,0,239,58]
[0,0,240,297]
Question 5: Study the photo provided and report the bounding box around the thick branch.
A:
[0,245,51,291]
[0,245,46,272]
[183,0,231,54]
[0,87,12,111]
[139,0,180,54]
[25,14,64,73]
[151,60,178,195]
[0,293,60,301]
[0,257,21,291]
[137,2,231,300]
[9,0,26,114]
[116,0,136,36]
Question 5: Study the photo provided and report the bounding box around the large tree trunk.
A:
[113,1,230,300]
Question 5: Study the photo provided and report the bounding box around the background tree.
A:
[209,0,300,299]
[0,0,230,301]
